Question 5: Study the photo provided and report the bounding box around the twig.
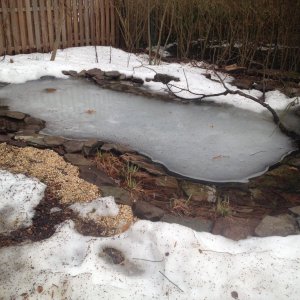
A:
[159,271,184,293]
[132,257,164,262]
[95,46,98,63]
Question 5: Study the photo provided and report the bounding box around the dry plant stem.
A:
[159,271,184,293]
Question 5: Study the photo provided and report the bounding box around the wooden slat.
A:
[1,0,13,54]
[84,0,90,45]
[94,0,100,45]
[17,0,27,52]
[72,0,79,46]
[0,5,4,55]
[32,0,41,51]
[10,0,21,53]
[66,0,72,47]
[78,0,84,46]
[46,0,54,47]
[90,0,95,45]
[25,0,34,52]
[99,0,105,45]
[39,0,49,51]
[61,0,67,48]
[53,0,60,48]
[110,0,115,46]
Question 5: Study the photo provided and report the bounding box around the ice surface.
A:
[0,170,46,234]
[0,220,299,299]
[0,79,297,182]
[69,196,119,219]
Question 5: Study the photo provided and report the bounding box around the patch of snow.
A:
[0,220,299,299]
[0,46,298,115]
[0,170,46,234]
[69,196,119,219]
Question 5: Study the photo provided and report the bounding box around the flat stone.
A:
[78,165,115,186]
[182,181,217,203]
[133,201,164,221]
[82,139,104,156]
[24,124,43,132]
[64,153,93,166]
[0,110,26,120]
[63,140,84,153]
[100,185,132,206]
[43,135,65,147]
[24,116,45,127]
[255,214,298,237]
[161,215,213,232]
[14,133,47,147]
[104,71,121,79]
[289,206,300,216]
[212,217,261,240]
[131,77,144,84]
[152,73,180,84]
[0,134,10,143]
[0,118,19,133]
[62,70,78,77]
[86,68,104,79]
[101,143,135,154]
[155,176,179,189]
[40,75,57,80]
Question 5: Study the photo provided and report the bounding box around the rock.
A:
[24,116,45,127]
[64,153,93,166]
[286,155,300,168]
[133,201,164,221]
[79,165,115,186]
[131,77,144,84]
[103,247,125,264]
[0,110,26,120]
[212,217,260,240]
[0,134,10,143]
[82,139,104,156]
[253,81,276,92]
[231,79,253,90]
[181,181,217,203]
[24,124,43,132]
[254,214,298,237]
[155,176,179,189]
[161,215,213,232]
[78,70,87,77]
[63,140,84,153]
[14,133,47,148]
[43,135,65,147]
[152,73,180,84]
[100,185,132,206]
[0,118,19,133]
[62,70,78,77]
[86,68,104,79]
[0,82,9,88]
[289,206,300,216]
[101,143,135,154]
[40,75,57,80]
[104,71,121,79]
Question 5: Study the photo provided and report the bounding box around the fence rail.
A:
[0,0,118,56]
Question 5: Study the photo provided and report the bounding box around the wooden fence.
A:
[0,0,118,56]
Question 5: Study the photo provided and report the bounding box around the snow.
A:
[0,170,46,234]
[70,196,119,219]
[0,46,298,114]
[0,220,299,299]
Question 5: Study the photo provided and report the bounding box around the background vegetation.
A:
[115,0,300,72]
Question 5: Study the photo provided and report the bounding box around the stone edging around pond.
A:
[1,107,300,240]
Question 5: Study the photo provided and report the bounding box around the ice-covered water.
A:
[0,79,297,182]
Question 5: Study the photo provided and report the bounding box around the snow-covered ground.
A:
[0,170,300,299]
[0,46,298,113]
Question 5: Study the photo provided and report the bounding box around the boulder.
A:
[133,201,164,221]
[152,73,180,84]
[255,214,298,237]
[86,68,104,79]
[181,181,217,203]
[104,71,121,80]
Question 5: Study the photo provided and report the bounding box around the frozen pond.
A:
[0,78,297,182]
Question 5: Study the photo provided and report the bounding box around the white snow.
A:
[0,220,299,299]
[69,196,119,219]
[0,46,298,114]
[0,170,46,234]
